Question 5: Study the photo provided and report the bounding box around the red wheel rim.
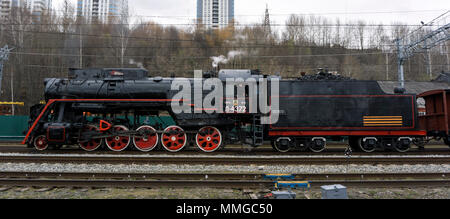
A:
[34,135,48,151]
[196,126,222,152]
[161,126,186,152]
[105,125,130,152]
[79,125,103,151]
[133,126,158,152]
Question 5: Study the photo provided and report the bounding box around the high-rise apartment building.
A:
[0,0,51,18]
[197,0,234,29]
[77,0,128,23]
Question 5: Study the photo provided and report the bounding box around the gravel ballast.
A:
[0,162,449,174]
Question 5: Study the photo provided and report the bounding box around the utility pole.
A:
[79,25,83,68]
[446,42,450,72]
[424,39,433,79]
[385,52,389,80]
[0,45,14,93]
[396,39,405,88]
[11,68,14,115]
[427,49,432,79]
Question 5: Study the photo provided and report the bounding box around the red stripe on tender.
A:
[268,130,427,137]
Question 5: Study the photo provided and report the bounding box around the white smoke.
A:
[211,50,246,68]
[129,59,144,68]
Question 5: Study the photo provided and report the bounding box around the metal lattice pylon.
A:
[401,23,450,59]
[264,4,271,37]
[396,11,450,88]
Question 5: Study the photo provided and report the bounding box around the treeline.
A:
[0,3,449,114]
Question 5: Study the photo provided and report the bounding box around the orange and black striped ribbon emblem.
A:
[363,116,403,126]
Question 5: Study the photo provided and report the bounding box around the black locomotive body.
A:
[23,68,426,153]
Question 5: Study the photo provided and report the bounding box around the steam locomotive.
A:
[22,68,436,153]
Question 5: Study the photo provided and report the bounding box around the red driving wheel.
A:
[105,125,130,152]
[161,126,186,152]
[133,125,159,152]
[79,125,103,152]
[196,126,222,152]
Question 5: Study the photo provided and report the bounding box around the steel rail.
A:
[1,146,449,156]
[0,172,448,180]
[0,155,449,165]
[0,178,449,188]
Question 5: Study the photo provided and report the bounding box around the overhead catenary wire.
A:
[21,63,450,70]
[0,22,444,27]
[22,8,449,18]
[400,10,450,41]
[10,51,392,59]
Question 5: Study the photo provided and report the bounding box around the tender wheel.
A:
[105,125,131,152]
[79,125,103,152]
[358,137,377,153]
[395,138,411,153]
[272,138,291,153]
[196,126,222,152]
[444,136,450,147]
[309,138,326,153]
[33,135,48,151]
[133,125,159,152]
[413,138,426,147]
[161,126,187,152]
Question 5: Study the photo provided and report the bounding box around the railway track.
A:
[0,154,450,165]
[1,171,448,180]
[0,145,449,156]
[0,172,449,188]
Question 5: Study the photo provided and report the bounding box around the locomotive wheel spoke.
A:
[105,125,130,152]
[161,126,186,152]
[195,126,222,153]
[79,125,103,152]
[33,135,48,151]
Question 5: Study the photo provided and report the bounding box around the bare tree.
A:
[355,20,366,50]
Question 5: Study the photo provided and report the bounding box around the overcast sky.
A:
[60,0,449,26]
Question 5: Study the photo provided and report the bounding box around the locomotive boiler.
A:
[23,68,429,153]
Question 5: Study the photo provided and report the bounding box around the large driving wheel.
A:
[105,125,131,152]
[133,125,159,152]
[161,126,187,152]
[196,126,222,152]
[79,125,103,152]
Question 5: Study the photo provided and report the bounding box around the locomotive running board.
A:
[22,98,182,145]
